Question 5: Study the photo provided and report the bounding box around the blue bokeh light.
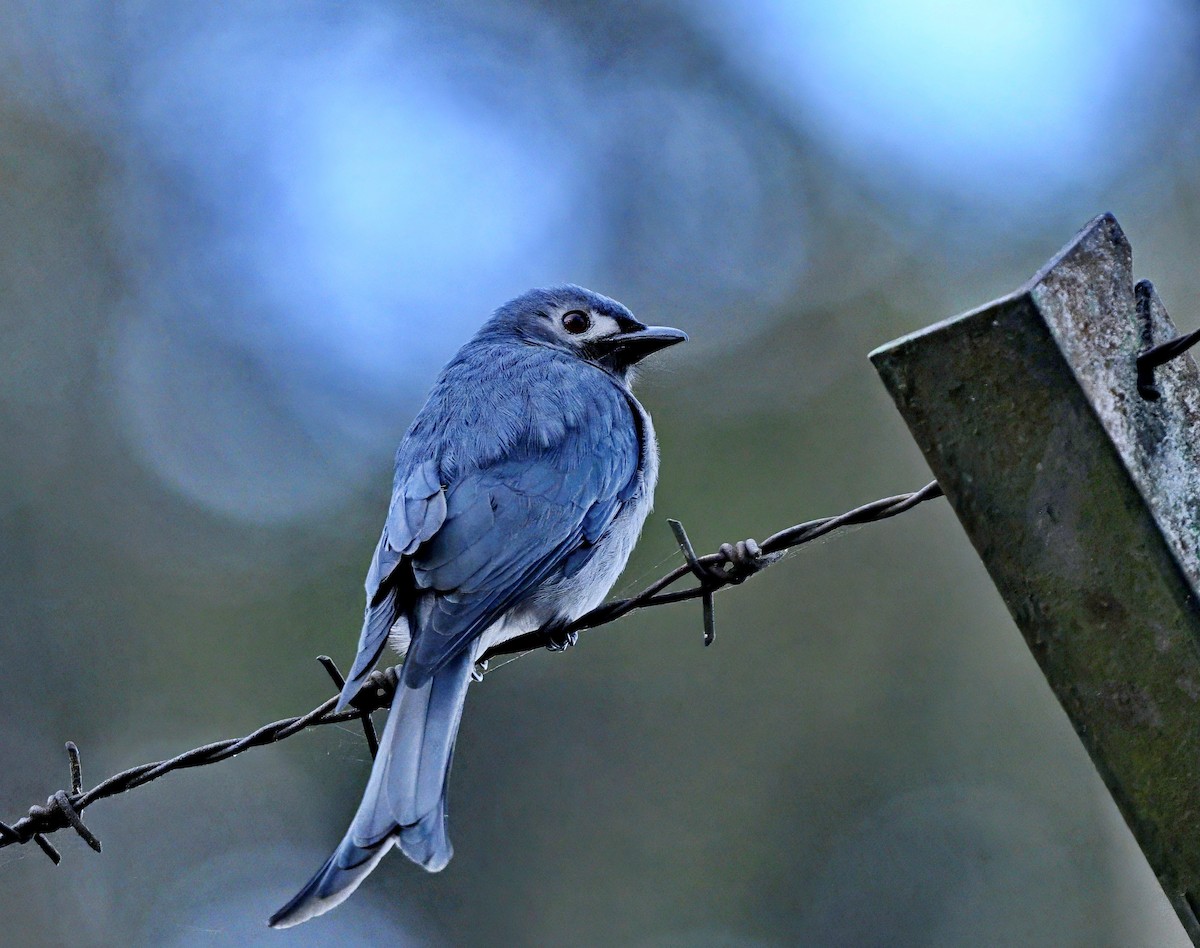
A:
[126,7,583,382]
[696,0,1195,204]
[98,2,817,523]
[259,68,579,385]
[109,6,589,522]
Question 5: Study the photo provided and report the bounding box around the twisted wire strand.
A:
[483,478,945,656]
[0,480,943,861]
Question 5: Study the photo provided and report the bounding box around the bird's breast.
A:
[537,391,659,621]
[469,388,659,656]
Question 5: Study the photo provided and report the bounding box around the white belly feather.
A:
[394,392,659,664]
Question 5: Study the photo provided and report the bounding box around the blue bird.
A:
[269,286,686,928]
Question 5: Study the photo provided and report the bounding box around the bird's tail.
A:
[268,650,474,929]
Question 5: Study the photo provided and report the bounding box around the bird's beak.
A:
[600,325,689,364]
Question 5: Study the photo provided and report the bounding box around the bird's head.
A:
[485,285,687,380]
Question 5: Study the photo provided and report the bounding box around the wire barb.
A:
[0,817,51,864]
[669,518,718,645]
[317,656,380,759]
[32,833,60,864]
[66,742,82,795]
[53,791,101,853]
[0,479,945,863]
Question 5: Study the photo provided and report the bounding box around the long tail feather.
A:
[268,651,474,928]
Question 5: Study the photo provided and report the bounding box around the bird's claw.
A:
[544,627,579,652]
[471,660,489,682]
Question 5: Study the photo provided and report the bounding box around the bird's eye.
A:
[561,310,591,335]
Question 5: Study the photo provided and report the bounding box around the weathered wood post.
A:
[871,213,1200,942]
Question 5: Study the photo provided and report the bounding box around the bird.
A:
[268,285,687,928]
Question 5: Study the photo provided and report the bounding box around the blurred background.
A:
[2,0,1199,944]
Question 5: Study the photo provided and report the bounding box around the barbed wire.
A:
[1135,278,1200,400]
[0,479,944,863]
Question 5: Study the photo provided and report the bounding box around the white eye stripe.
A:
[559,312,620,342]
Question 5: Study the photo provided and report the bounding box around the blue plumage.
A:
[269,286,686,928]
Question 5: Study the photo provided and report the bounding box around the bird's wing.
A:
[402,397,641,685]
[336,459,448,709]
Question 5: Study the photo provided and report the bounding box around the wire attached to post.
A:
[1136,279,1200,401]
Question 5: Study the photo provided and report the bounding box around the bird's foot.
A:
[543,621,579,652]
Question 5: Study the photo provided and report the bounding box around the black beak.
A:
[597,325,689,365]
